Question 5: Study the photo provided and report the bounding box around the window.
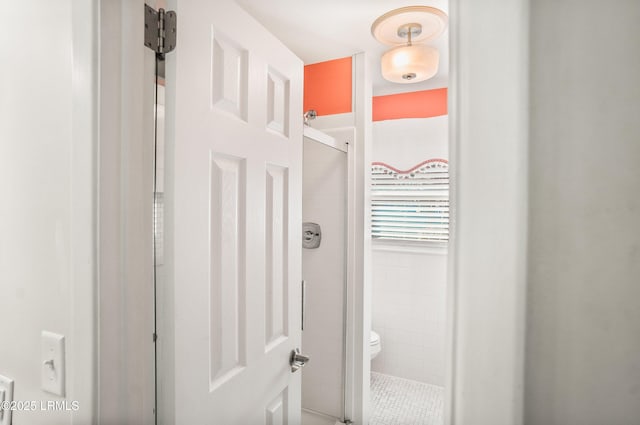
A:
[371,159,449,243]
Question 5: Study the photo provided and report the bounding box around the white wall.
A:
[525,2,640,424]
[0,0,97,423]
[371,117,448,386]
[372,117,448,169]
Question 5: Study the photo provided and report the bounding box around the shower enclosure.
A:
[302,127,349,424]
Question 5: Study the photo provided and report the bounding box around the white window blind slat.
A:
[373,221,449,229]
[371,159,449,243]
[374,216,449,223]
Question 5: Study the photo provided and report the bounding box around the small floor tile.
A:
[370,372,443,425]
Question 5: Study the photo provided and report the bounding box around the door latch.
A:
[289,348,310,372]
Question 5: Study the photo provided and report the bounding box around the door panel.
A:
[265,164,289,351]
[209,153,247,391]
[167,1,303,423]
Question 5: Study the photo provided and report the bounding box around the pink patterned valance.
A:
[371,159,448,179]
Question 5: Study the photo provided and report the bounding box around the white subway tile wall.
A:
[371,249,447,385]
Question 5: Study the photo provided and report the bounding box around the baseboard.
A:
[301,408,342,425]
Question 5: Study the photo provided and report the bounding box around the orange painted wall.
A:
[303,57,352,116]
[372,88,448,121]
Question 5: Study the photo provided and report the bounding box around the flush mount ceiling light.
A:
[371,6,448,83]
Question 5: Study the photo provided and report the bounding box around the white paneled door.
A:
[169,0,303,423]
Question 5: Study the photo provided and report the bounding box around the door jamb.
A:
[98,0,157,422]
[445,1,529,424]
[347,52,374,425]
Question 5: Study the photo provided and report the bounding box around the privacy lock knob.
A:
[290,348,310,372]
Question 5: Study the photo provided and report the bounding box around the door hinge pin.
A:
[158,9,165,52]
[144,5,177,55]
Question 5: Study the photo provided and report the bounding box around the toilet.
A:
[370,331,381,359]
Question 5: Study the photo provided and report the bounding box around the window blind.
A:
[371,159,449,242]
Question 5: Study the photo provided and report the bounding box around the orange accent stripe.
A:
[373,88,448,121]
[303,57,352,116]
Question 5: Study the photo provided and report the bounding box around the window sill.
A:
[372,239,448,255]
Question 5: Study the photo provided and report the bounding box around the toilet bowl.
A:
[370,331,381,359]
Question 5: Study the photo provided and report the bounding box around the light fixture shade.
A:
[381,44,439,83]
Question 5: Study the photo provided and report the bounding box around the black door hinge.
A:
[144,4,177,56]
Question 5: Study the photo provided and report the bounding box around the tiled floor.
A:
[370,372,444,425]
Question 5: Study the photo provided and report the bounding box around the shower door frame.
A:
[301,128,349,422]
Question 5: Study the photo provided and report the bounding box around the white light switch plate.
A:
[0,374,14,425]
[41,331,65,396]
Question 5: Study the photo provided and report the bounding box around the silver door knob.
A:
[290,348,310,372]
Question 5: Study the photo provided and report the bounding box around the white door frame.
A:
[346,52,373,425]
[98,0,157,423]
[97,1,530,423]
[445,1,529,424]
[70,0,99,422]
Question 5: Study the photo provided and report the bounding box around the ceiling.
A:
[236,0,449,96]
